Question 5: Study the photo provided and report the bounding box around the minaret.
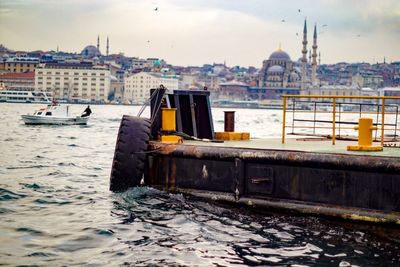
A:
[308,49,312,63]
[106,36,109,57]
[318,52,321,65]
[311,24,318,85]
[97,35,100,52]
[301,19,308,90]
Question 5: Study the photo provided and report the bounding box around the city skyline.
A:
[0,0,399,67]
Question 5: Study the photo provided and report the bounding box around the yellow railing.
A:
[282,95,400,146]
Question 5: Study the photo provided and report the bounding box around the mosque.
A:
[81,35,110,58]
[257,19,319,90]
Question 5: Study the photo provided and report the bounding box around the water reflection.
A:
[110,187,400,266]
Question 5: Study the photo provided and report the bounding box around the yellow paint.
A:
[160,108,182,143]
[347,118,383,151]
[161,108,177,131]
[381,98,385,147]
[281,95,400,147]
[282,96,287,144]
[215,132,250,141]
[160,135,182,143]
[332,98,336,145]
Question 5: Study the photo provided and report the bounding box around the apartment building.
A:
[35,62,111,102]
[124,72,179,104]
[0,71,35,91]
[2,57,39,73]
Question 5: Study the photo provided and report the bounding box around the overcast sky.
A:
[0,0,399,67]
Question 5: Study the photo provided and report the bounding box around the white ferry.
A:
[0,90,52,104]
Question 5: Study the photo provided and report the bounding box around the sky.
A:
[0,0,399,67]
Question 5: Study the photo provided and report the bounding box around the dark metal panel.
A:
[234,158,245,199]
[173,157,235,192]
[147,143,400,212]
[173,94,183,133]
[189,94,198,137]
[193,94,214,139]
[148,142,400,174]
[148,155,236,193]
[149,88,166,139]
[246,164,274,195]
[205,93,215,139]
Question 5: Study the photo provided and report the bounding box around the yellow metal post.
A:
[332,98,336,145]
[161,108,177,131]
[347,118,382,151]
[282,96,287,144]
[161,108,182,143]
[381,98,385,147]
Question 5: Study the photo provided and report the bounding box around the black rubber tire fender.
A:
[110,115,151,192]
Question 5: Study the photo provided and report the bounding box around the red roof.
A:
[0,71,35,79]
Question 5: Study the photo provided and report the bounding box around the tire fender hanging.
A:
[110,115,151,192]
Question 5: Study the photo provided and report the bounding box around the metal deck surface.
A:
[183,136,400,158]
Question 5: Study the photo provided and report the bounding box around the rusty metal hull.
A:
[146,142,400,225]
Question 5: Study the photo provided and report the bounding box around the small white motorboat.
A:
[21,103,91,125]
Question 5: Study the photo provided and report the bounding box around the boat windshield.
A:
[45,112,52,116]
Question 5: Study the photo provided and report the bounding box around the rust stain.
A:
[170,158,177,191]
[163,157,169,192]
[291,173,299,198]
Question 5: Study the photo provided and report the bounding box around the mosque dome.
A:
[267,65,284,73]
[269,50,291,61]
[290,72,300,80]
[81,45,101,57]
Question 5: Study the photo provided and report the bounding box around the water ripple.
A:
[0,188,26,201]
[0,104,399,266]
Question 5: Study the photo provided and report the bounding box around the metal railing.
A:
[282,95,400,146]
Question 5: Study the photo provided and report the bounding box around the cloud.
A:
[0,0,399,65]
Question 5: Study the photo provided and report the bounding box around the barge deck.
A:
[146,137,400,225]
[110,89,400,225]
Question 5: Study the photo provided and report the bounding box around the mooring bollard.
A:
[224,111,235,132]
[161,108,176,131]
[214,111,250,141]
[347,117,382,151]
[161,108,182,143]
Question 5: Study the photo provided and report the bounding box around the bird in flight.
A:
[154,7,158,11]
[322,24,328,27]
[281,19,285,22]
[298,9,301,12]
[357,34,361,37]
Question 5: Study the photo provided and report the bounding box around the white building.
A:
[35,62,111,102]
[302,85,380,104]
[124,72,179,104]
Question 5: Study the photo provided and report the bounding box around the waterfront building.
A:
[1,57,39,73]
[379,87,400,104]
[110,80,124,103]
[0,71,35,91]
[302,84,364,103]
[352,73,384,88]
[130,58,165,71]
[218,80,249,100]
[35,62,111,102]
[124,72,179,104]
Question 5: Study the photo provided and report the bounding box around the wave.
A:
[0,188,27,201]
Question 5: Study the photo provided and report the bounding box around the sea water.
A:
[0,103,399,266]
